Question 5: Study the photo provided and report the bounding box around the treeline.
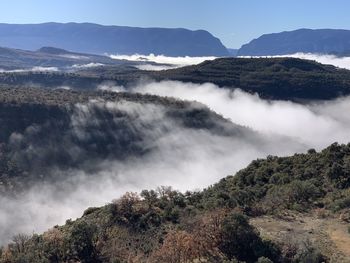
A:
[201,143,350,214]
[152,57,350,101]
[0,188,323,263]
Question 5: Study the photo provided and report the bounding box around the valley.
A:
[1,3,350,262]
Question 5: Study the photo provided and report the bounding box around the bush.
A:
[64,221,101,263]
[218,213,276,263]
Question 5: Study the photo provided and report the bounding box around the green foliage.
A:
[218,213,278,263]
[4,143,348,262]
[63,221,100,263]
[201,143,350,214]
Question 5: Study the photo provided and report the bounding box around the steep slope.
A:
[3,143,350,262]
[0,86,258,194]
[0,23,229,56]
[238,29,350,56]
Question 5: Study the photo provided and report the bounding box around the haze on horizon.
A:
[1,0,350,48]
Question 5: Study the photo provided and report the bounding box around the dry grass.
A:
[250,210,350,263]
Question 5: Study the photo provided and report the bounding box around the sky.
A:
[0,0,349,48]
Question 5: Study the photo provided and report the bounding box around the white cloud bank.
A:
[71,63,104,69]
[0,97,302,242]
[131,81,350,150]
[110,53,217,70]
[0,66,59,73]
[240,53,350,70]
[110,52,350,71]
[2,79,350,244]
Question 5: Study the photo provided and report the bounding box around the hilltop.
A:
[152,57,350,101]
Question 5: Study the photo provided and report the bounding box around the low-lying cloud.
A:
[0,96,303,242]
[2,79,350,244]
[132,81,350,149]
[240,53,350,70]
[71,63,104,69]
[135,64,179,71]
[0,66,59,73]
[110,53,217,69]
[284,53,350,70]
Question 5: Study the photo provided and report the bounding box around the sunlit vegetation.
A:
[3,143,350,262]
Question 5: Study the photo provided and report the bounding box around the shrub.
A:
[218,213,275,263]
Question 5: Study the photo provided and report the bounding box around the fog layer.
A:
[0,66,59,73]
[132,81,350,149]
[109,53,217,70]
[2,79,350,244]
[0,95,304,242]
[240,53,350,70]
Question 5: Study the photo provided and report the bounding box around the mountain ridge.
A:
[0,22,229,56]
[238,28,350,56]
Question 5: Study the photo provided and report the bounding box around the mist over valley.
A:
[1,2,350,261]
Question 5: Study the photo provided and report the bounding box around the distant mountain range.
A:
[0,45,162,71]
[3,24,350,58]
[0,22,229,56]
[0,46,135,70]
[238,29,350,56]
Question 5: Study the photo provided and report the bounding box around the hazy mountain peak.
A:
[238,28,350,56]
[37,46,71,55]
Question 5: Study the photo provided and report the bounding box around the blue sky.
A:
[0,0,349,48]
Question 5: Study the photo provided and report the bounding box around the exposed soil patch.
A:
[250,211,350,263]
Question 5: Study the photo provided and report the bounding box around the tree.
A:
[140,189,158,208]
[11,234,30,254]
[43,227,64,263]
[64,221,100,263]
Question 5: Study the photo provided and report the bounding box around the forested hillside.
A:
[2,143,350,262]
[153,57,350,101]
[0,87,254,194]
